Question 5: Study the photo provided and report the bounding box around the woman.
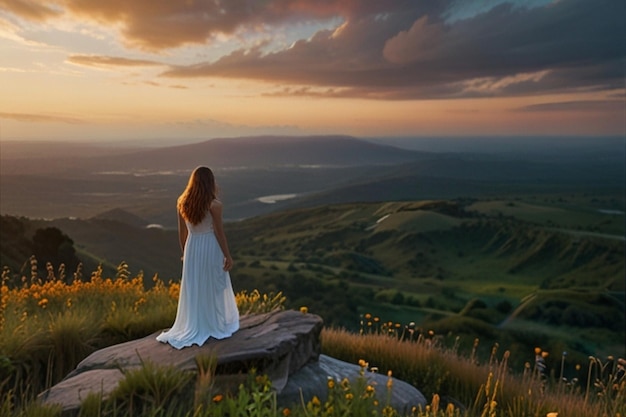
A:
[157,166,239,348]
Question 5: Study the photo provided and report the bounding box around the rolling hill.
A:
[1,194,624,368]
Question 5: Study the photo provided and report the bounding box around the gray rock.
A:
[39,309,426,415]
[278,354,426,414]
[39,310,323,413]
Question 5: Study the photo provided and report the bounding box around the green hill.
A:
[224,198,624,366]
[2,196,624,368]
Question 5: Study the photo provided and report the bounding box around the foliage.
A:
[321,322,626,417]
[225,199,625,370]
[0,265,624,416]
[0,260,284,400]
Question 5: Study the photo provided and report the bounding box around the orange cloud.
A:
[0,0,61,21]
[62,0,357,51]
[3,0,623,103]
[67,55,164,68]
[0,112,84,124]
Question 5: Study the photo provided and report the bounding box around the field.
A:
[0,270,624,417]
[0,136,624,416]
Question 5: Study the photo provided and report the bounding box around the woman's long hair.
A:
[177,166,217,225]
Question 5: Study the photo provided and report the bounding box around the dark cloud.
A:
[4,0,624,100]
[161,0,624,100]
[63,0,396,51]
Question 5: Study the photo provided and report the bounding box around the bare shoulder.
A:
[209,199,223,215]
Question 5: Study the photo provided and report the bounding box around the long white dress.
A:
[156,211,239,349]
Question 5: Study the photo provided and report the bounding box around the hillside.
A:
[224,198,624,366]
[1,196,624,367]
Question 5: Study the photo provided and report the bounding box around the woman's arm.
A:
[209,200,233,271]
[177,211,188,256]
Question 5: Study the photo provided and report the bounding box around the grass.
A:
[0,261,284,399]
[0,262,624,416]
[4,196,623,366]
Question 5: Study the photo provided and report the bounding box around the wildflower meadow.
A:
[0,260,624,417]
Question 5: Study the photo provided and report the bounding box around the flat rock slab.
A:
[39,310,323,413]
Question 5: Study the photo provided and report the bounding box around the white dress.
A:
[156,211,239,349]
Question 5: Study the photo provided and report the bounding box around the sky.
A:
[0,0,624,143]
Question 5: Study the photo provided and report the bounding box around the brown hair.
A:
[177,166,217,225]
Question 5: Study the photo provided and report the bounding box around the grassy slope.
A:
[226,196,624,367]
[2,194,624,368]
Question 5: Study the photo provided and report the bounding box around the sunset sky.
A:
[0,0,624,143]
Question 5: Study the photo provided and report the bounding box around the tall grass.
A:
[0,260,284,400]
[1,261,623,417]
[321,326,625,417]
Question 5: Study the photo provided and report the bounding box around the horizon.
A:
[0,0,624,143]
[1,133,624,153]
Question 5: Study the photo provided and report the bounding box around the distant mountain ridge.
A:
[0,135,426,176]
[1,134,623,225]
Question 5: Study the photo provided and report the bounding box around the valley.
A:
[1,135,624,370]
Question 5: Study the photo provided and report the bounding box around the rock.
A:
[39,309,323,413]
[278,354,426,414]
[39,309,426,415]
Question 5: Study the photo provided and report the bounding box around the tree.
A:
[31,227,80,278]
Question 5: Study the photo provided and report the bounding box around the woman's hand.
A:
[223,255,233,271]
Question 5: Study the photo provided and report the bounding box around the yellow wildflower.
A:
[327,378,335,389]
[300,306,308,314]
[341,378,350,390]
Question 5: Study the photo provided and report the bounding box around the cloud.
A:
[0,112,85,124]
[67,54,164,69]
[56,0,373,51]
[0,0,61,22]
[3,0,624,101]
[518,100,625,112]
[161,0,624,100]
[382,16,443,64]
